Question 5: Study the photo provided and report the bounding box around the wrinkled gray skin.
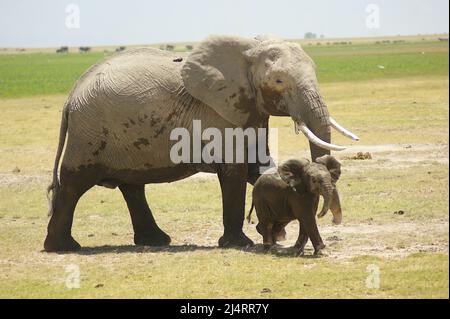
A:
[248,155,342,255]
[280,155,342,223]
[44,35,343,252]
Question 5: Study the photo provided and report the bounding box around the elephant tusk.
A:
[317,209,328,218]
[296,122,346,151]
[294,121,300,135]
[329,117,360,141]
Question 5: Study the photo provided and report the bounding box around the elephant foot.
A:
[294,238,308,251]
[218,231,254,248]
[134,229,171,246]
[44,234,81,252]
[296,249,305,257]
[313,243,326,256]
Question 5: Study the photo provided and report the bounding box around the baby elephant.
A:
[248,155,342,255]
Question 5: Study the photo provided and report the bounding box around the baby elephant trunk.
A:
[317,184,334,218]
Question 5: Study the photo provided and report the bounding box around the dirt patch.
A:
[339,143,448,174]
[0,173,50,187]
[0,215,447,263]
[163,218,449,260]
[271,220,449,259]
[160,219,450,260]
[343,152,373,160]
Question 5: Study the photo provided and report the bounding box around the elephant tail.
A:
[246,201,255,223]
[46,106,69,216]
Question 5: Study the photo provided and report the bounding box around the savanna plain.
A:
[0,36,448,298]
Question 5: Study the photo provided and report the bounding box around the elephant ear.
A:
[278,159,310,191]
[315,155,341,183]
[181,36,257,126]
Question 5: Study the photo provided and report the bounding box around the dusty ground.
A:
[164,142,448,259]
[0,68,447,297]
[2,142,446,260]
[275,220,449,259]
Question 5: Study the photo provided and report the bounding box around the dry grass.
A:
[0,40,448,298]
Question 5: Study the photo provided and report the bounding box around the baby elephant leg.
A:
[294,221,309,255]
[272,222,289,243]
[304,214,326,256]
[297,196,326,255]
[261,222,274,250]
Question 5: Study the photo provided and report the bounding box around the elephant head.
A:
[278,156,342,224]
[181,35,359,160]
[277,158,310,191]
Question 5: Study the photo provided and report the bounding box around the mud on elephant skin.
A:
[44,35,357,252]
[247,155,342,255]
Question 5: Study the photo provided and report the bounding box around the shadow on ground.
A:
[46,243,320,258]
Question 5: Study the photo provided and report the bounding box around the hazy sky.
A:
[0,0,448,48]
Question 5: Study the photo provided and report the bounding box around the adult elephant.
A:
[44,35,358,252]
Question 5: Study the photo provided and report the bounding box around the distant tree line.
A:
[304,32,325,39]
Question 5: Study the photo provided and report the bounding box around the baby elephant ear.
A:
[315,155,341,183]
[181,35,257,127]
[278,169,296,188]
[278,159,310,189]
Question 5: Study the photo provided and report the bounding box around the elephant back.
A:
[68,48,189,108]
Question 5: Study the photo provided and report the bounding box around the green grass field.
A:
[0,39,448,298]
[0,41,447,98]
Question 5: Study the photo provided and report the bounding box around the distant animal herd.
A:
[49,36,448,55]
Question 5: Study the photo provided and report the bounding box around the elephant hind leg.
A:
[44,166,97,252]
[119,184,171,246]
[272,222,289,243]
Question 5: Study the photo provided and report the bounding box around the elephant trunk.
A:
[303,90,333,161]
[317,183,334,218]
[291,90,343,159]
[288,90,349,224]
[330,188,343,225]
[291,90,358,159]
[308,125,332,161]
[299,91,342,221]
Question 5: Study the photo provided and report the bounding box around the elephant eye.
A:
[267,48,281,62]
[276,79,283,84]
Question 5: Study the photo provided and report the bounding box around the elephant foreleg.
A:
[294,221,309,255]
[247,162,262,185]
[217,164,254,247]
[119,184,171,246]
[262,222,274,249]
[297,195,325,255]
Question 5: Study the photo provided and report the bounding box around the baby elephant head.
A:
[309,155,341,219]
[277,158,311,191]
[278,155,342,223]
